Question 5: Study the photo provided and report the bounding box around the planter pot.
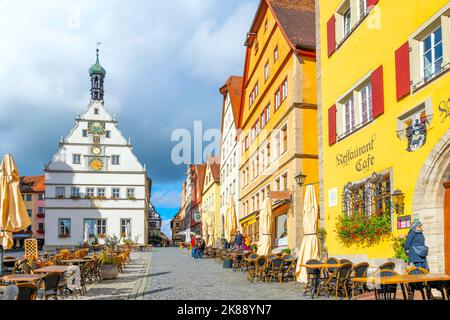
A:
[100,264,118,280]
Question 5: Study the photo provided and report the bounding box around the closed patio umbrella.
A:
[226,199,237,243]
[0,154,31,275]
[126,221,131,240]
[207,214,215,247]
[257,197,273,256]
[84,223,90,243]
[202,213,208,242]
[295,185,321,283]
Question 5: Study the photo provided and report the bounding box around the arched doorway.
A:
[413,129,450,273]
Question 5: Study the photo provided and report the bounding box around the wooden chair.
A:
[373,269,399,300]
[349,262,369,299]
[36,272,62,300]
[324,257,340,279]
[266,257,283,283]
[16,283,38,300]
[303,259,322,298]
[281,257,296,282]
[254,256,268,283]
[378,262,395,271]
[339,258,353,265]
[334,263,353,299]
[404,267,429,300]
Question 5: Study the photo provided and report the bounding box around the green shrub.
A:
[392,235,408,263]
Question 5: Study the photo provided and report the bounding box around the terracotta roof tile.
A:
[220,76,243,131]
[268,0,316,50]
[20,175,45,193]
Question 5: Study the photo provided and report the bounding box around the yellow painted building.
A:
[319,0,450,273]
[201,158,221,246]
[238,0,318,250]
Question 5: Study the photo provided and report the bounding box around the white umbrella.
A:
[296,185,321,282]
[84,223,89,243]
[126,221,131,240]
[257,197,273,256]
[94,223,98,236]
[207,215,215,247]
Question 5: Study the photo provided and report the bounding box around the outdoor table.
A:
[351,273,450,300]
[3,258,17,264]
[300,263,351,298]
[0,274,43,284]
[34,266,71,274]
[60,259,92,265]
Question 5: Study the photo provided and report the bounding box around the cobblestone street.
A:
[137,248,319,300]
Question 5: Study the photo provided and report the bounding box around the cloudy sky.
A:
[0,0,258,236]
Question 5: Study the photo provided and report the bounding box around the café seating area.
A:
[0,246,132,301]
[202,247,297,284]
[301,257,450,300]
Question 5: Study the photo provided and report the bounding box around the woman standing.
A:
[404,221,429,271]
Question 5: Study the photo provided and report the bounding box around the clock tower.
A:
[44,49,151,249]
[89,48,106,101]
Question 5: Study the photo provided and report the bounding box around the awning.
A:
[13,233,32,239]
[240,211,260,225]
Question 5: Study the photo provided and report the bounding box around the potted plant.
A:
[123,238,134,250]
[99,235,120,280]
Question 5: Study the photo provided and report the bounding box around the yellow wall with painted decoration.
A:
[319,0,450,263]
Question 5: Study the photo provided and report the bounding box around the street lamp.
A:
[295,173,307,188]
[392,189,405,215]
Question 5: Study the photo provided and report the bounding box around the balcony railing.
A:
[37,213,45,218]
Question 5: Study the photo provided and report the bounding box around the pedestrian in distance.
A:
[190,235,196,258]
[404,220,429,271]
[235,231,244,251]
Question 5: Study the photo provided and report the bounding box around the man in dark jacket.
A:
[235,231,244,251]
[404,221,429,271]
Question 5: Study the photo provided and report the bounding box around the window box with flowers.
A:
[336,173,393,248]
[71,196,81,200]
[127,196,136,200]
[56,195,65,199]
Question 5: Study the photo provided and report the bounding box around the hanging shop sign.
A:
[438,98,450,123]
[397,216,412,230]
[336,135,376,173]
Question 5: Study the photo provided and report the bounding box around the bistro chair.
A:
[231,253,244,272]
[16,283,38,301]
[378,262,395,271]
[281,256,296,282]
[37,272,62,300]
[348,262,369,299]
[267,254,277,261]
[373,269,399,300]
[334,263,353,299]
[339,259,353,265]
[266,257,284,283]
[254,256,268,283]
[324,257,340,278]
[303,259,322,298]
[404,267,429,300]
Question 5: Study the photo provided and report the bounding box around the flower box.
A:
[71,196,81,200]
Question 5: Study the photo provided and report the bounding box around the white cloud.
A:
[151,190,181,208]
[182,1,256,82]
[0,0,257,186]
[161,219,172,238]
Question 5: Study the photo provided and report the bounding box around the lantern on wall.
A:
[391,189,405,215]
[295,173,307,187]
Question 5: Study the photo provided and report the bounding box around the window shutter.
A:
[328,105,337,145]
[367,0,379,7]
[371,65,384,118]
[327,15,336,57]
[395,41,411,100]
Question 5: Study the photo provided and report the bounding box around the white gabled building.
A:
[44,50,149,248]
[219,76,243,235]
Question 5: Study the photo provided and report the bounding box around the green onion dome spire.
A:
[89,48,106,76]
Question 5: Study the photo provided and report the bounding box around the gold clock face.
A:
[89,158,104,171]
[91,146,101,155]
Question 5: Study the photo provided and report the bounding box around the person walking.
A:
[405,221,429,271]
[190,235,196,258]
[235,231,244,251]
[244,233,251,251]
